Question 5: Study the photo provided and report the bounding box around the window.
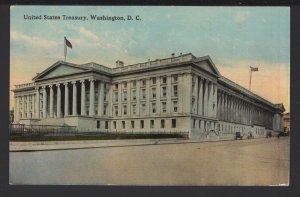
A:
[132,80,136,88]
[115,84,118,89]
[173,75,178,82]
[132,104,136,115]
[162,102,166,113]
[162,77,167,84]
[105,121,108,129]
[150,120,154,128]
[142,79,146,86]
[104,92,107,101]
[122,121,125,129]
[172,119,176,128]
[173,85,178,97]
[162,87,167,97]
[193,119,196,128]
[152,77,156,85]
[152,103,156,113]
[114,92,118,102]
[173,101,178,112]
[141,103,146,114]
[152,88,156,98]
[140,120,144,128]
[123,91,127,101]
[161,119,165,128]
[123,105,127,115]
[131,121,135,128]
[132,90,136,100]
[97,120,100,128]
[124,82,127,88]
[142,89,146,99]
[113,121,116,129]
[114,106,118,116]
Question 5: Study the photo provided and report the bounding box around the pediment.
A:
[33,61,89,81]
[192,56,221,76]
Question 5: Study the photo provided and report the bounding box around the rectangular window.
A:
[131,121,135,128]
[193,119,196,128]
[123,91,127,101]
[150,120,154,128]
[114,106,118,116]
[123,105,127,115]
[132,90,136,100]
[162,102,167,113]
[173,101,178,112]
[142,79,146,86]
[132,80,136,88]
[113,121,116,129]
[173,75,178,82]
[97,120,100,128]
[132,104,136,114]
[124,82,127,88]
[173,85,178,97]
[103,105,107,115]
[161,119,165,128]
[122,121,125,129]
[104,92,107,101]
[142,89,146,99]
[115,84,118,89]
[140,120,144,128]
[172,119,176,128]
[114,92,118,102]
[142,103,146,114]
[152,77,156,85]
[152,88,156,98]
[152,103,156,113]
[162,77,167,84]
[105,121,108,129]
[162,87,167,97]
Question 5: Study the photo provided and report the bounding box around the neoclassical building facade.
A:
[12,53,285,138]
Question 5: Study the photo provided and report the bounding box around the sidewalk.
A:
[10,136,243,152]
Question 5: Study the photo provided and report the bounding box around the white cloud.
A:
[234,11,250,24]
[11,31,59,48]
[79,27,100,42]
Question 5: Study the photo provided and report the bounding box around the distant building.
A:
[12,53,285,138]
[283,112,290,133]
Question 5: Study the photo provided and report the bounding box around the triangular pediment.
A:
[192,56,221,76]
[33,61,89,81]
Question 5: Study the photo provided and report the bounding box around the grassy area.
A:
[10,133,187,142]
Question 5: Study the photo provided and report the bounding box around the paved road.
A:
[9,137,289,185]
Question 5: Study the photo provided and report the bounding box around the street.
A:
[9,137,289,185]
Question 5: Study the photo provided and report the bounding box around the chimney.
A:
[171,53,175,57]
[116,60,124,67]
[180,53,183,56]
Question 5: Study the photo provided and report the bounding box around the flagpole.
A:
[64,37,66,61]
[249,67,252,91]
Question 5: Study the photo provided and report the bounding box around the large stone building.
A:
[12,53,285,138]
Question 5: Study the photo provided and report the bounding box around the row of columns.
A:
[14,94,35,121]
[217,91,273,128]
[36,79,107,119]
[192,75,217,117]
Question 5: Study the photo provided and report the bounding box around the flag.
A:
[65,37,72,48]
[64,36,72,61]
[250,66,258,71]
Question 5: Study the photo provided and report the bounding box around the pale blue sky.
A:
[10,6,290,111]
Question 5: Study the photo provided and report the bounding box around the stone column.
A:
[156,76,161,114]
[198,78,203,115]
[27,95,30,118]
[49,85,54,118]
[213,84,218,117]
[81,80,86,116]
[21,96,25,119]
[89,79,95,116]
[203,80,208,116]
[192,75,198,114]
[72,81,77,115]
[42,86,47,118]
[98,81,104,116]
[14,96,17,122]
[64,82,69,116]
[145,78,150,115]
[35,88,40,118]
[56,84,61,118]
[127,81,131,115]
[167,75,172,113]
[118,82,122,116]
[136,79,140,115]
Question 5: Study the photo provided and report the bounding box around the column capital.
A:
[71,81,77,85]
[89,79,96,82]
[64,82,69,86]
[80,79,86,83]
[56,83,61,87]
[35,87,39,90]
[42,85,46,89]
[49,84,53,88]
